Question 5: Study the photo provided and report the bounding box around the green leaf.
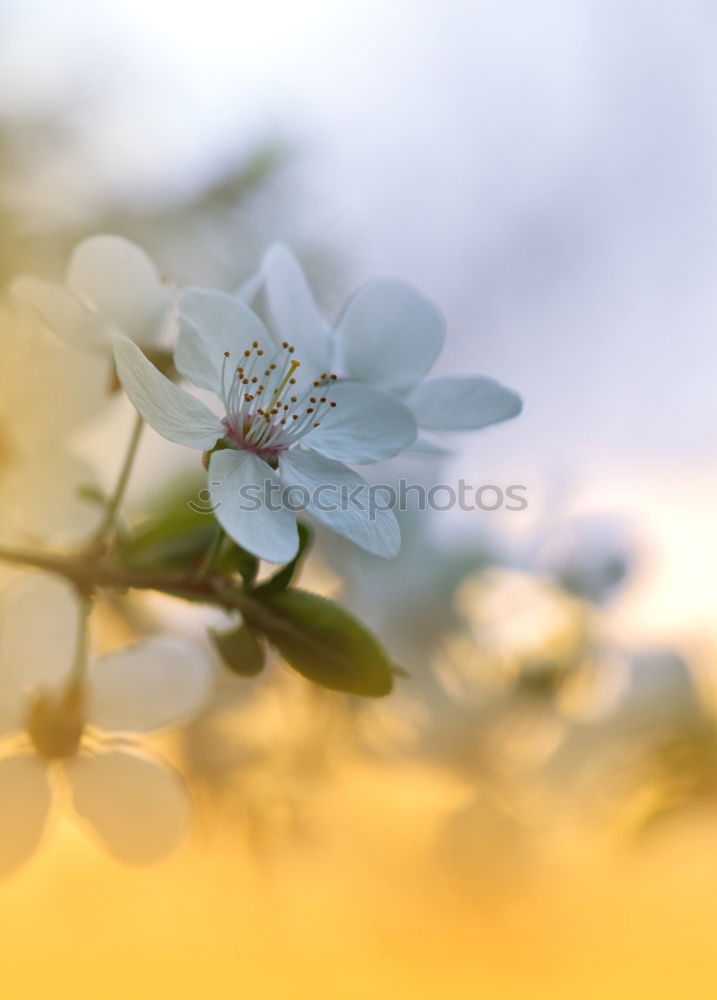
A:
[221,544,259,587]
[242,589,394,697]
[76,484,109,507]
[119,475,216,572]
[211,622,266,677]
[253,522,311,597]
[121,510,215,572]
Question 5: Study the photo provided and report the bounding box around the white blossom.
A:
[114,289,418,562]
[11,235,172,357]
[239,244,522,449]
[0,574,211,875]
[0,300,106,544]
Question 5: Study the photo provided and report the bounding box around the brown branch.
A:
[0,545,243,610]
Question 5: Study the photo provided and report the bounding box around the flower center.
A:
[25,684,85,760]
[219,340,338,459]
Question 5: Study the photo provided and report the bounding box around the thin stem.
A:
[68,595,92,686]
[195,523,226,581]
[94,412,144,542]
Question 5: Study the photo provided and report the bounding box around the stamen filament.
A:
[221,341,337,456]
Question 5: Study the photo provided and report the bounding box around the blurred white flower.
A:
[536,515,632,605]
[0,300,106,544]
[114,289,416,562]
[0,574,212,876]
[10,235,173,357]
[239,244,522,448]
[455,568,589,685]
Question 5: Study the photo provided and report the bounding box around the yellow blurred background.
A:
[4,749,717,999]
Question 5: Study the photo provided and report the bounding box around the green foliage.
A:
[241,589,394,698]
[121,504,215,572]
[109,479,393,698]
[220,543,259,586]
[211,622,265,677]
[253,522,311,597]
[119,478,257,585]
[76,484,109,507]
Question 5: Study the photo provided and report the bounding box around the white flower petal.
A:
[66,235,170,344]
[208,449,299,564]
[67,750,190,865]
[278,448,400,558]
[406,375,523,431]
[88,637,212,734]
[235,263,265,305]
[113,337,224,450]
[176,288,274,392]
[3,450,103,547]
[2,312,109,437]
[0,574,78,701]
[10,277,111,355]
[0,754,52,877]
[306,382,417,463]
[258,244,331,374]
[408,436,453,455]
[334,280,444,391]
